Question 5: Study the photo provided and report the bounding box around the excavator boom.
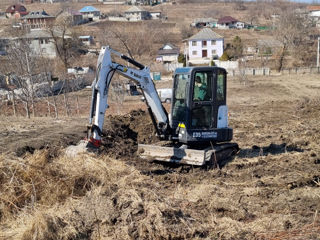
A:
[88,46,170,147]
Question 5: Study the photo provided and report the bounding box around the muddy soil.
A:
[0,74,320,239]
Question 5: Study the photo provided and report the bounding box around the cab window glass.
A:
[172,74,188,121]
[193,72,212,101]
[217,72,225,101]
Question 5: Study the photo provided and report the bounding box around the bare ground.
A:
[0,74,319,239]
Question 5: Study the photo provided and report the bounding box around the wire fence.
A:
[0,93,91,118]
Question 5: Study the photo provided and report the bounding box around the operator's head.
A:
[195,76,201,83]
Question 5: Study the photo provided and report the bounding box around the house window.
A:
[202,41,207,47]
[192,51,197,55]
[40,39,49,44]
[211,40,216,45]
[192,41,197,46]
[212,50,217,55]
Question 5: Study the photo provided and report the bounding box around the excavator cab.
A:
[170,67,233,144]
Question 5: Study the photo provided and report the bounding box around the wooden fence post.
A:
[12,91,16,117]
[76,95,80,116]
[63,91,70,117]
[47,95,51,117]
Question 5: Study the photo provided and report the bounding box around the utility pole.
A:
[317,37,320,68]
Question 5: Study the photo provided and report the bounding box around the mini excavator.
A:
[87,46,238,166]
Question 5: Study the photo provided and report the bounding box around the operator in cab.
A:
[194,75,208,101]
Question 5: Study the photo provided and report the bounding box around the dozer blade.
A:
[138,142,239,166]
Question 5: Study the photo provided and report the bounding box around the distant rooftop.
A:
[157,43,180,56]
[307,5,320,11]
[218,16,238,24]
[67,9,82,16]
[125,6,145,13]
[79,6,100,13]
[5,4,28,15]
[193,18,217,23]
[22,29,70,39]
[22,10,55,19]
[187,28,223,41]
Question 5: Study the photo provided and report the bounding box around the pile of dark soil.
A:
[99,109,158,159]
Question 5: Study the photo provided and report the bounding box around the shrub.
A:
[219,52,230,61]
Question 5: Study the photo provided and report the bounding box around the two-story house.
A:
[185,28,223,65]
[124,6,150,21]
[22,29,63,58]
[20,29,71,58]
[79,6,100,22]
[21,10,55,29]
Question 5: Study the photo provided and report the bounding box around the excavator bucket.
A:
[138,143,239,166]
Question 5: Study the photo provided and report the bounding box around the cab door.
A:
[213,68,227,128]
[190,70,214,129]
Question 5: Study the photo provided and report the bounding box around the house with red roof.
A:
[5,4,28,18]
[307,5,320,27]
[307,5,320,18]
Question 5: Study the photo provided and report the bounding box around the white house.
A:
[185,28,223,65]
[23,29,58,58]
[79,6,100,22]
[156,43,180,63]
[191,18,218,28]
[21,29,70,58]
[217,16,238,29]
[235,21,245,29]
[150,11,161,20]
[124,6,150,21]
[307,5,320,18]
[79,35,94,46]
[307,5,320,27]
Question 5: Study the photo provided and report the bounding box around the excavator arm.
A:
[88,46,170,147]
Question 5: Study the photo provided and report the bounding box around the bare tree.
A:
[274,10,311,71]
[48,16,86,116]
[99,22,159,60]
[1,40,39,118]
[48,17,84,73]
[36,57,61,118]
[179,24,194,40]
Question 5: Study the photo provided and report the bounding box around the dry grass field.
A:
[0,73,319,239]
[0,1,319,239]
